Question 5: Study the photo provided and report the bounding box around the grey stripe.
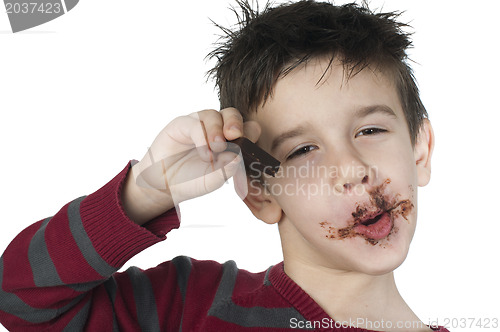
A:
[208,261,306,328]
[0,258,86,324]
[62,298,91,332]
[103,276,120,332]
[127,267,160,332]
[172,256,192,332]
[69,279,104,292]
[67,196,116,277]
[209,260,238,306]
[27,216,103,292]
[263,265,273,286]
[28,217,63,287]
[210,302,306,328]
[172,256,192,301]
[103,276,118,303]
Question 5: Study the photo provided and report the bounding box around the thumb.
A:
[243,121,261,143]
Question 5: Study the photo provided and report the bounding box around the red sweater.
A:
[0,162,450,332]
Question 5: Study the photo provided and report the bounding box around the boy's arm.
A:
[0,108,259,331]
[0,162,181,331]
[121,160,176,226]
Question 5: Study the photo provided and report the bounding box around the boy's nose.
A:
[323,143,374,193]
[343,183,353,191]
[342,175,369,194]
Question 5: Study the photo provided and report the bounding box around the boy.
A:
[0,1,447,331]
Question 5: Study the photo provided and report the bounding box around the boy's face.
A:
[247,57,432,275]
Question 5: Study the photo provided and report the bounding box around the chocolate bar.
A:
[226,137,281,177]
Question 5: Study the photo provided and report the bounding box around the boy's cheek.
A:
[270,179,350,225]
[265,157,418,214]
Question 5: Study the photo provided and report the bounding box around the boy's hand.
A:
[122,108,261,225]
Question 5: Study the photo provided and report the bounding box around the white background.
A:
[1,1,499,331]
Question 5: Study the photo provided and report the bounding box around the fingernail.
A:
[214,135,225,142]
[230,125,241,134]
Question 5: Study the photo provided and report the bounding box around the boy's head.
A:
[209,1,434,276]
[208,0,427,145]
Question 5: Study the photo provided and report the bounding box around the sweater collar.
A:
[267,262,447,332]
[268,262,331,323]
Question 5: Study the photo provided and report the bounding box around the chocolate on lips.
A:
[353,211,394,242]
[320,179,415,246]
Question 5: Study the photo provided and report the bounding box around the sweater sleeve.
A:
[0,161,181,331]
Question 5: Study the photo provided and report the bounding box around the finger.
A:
[181,111,219,163]
[220,107,244,140]
[232,158,249,200]
[147,115,213,164]
[213,151,243,179]
[197,109,228,153]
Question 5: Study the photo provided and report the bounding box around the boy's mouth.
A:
[319,179,414,246]
[352,210,393,241]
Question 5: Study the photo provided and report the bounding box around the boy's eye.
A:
[286,145,317,160]
[355,127,387,137]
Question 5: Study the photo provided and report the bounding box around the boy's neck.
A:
[283,258,432,332]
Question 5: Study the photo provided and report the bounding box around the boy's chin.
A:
[356,256,407,276]
[338,224,415,275]
[347,242,411,276]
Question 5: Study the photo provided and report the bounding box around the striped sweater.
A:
[0,162,449,331]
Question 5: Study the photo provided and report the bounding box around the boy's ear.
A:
[234,172,282,225]
[414,119,435,187]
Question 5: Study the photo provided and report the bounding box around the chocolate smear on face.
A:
[320,179,414,246]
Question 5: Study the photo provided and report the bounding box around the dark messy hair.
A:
[207,0,428,145]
